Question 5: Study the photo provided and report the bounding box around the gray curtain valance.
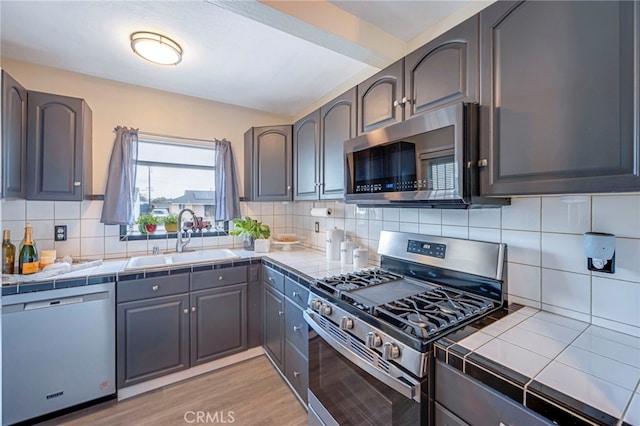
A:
[101,126,139,225]
[214,139,241,221]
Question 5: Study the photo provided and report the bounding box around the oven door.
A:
[304,311,428,426]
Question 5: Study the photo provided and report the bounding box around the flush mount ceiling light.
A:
[130,31,183,65]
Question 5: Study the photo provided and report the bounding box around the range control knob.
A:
[365,332,382,348]
[340,316,354,330]
[382,342,400,360]
[320,304,332,316]
[310,299,323,311]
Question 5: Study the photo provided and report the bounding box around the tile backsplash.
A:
[3,193,639,337]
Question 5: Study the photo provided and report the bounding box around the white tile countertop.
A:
[437,307,640,425]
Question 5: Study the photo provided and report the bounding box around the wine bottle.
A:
[19,225,38,275]
[2,230,15,274]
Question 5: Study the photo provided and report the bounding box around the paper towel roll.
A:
[310,208,332,217]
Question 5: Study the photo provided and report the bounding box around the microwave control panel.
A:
[407,240,446,259]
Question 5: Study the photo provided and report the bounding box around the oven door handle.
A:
[304,310,420,402]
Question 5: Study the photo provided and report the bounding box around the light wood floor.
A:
[39,356,307,426]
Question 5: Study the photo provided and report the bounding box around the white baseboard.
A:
[117,347,265,401]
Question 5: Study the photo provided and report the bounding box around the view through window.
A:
[121,134,226,239]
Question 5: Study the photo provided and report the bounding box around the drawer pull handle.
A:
[292,291,299,297]
[183,309,189,314]
[269,277,274,282]
[278,310,284,316]
[192,307,196,312]
[293,371,300,378]
[152,285,159,291]
[293,326,301,332]
[218,276,223,281]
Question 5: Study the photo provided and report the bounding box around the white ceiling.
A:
[0,1,474,117]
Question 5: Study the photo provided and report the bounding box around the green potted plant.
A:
[161,214,179,232]
[135,213,159,234]
[230,216,270,251]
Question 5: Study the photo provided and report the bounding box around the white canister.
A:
[326,228,344,261]
[340,239,356,264]
[353,247,369,268]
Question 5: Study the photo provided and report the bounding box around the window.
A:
[120,134,227,240]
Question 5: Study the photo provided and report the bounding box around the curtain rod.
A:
[138,131,223,145]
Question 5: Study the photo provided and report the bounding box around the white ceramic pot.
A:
[254,238,271,253]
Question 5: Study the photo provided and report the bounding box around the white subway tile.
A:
[261,202,274,216]
[368,220,383,241]
[606,237,640,283]
[344,203,356,219]
[355,207,368,220]
[2,199,26,221]
[469,208,501,228]
[540,303,591,323]
[355,220,369,240]
[592,277,640,329]
[442,225,468,239]
[26,201,54,221]
[469,227,500,243]
[54,201,81,220]
[593,194,640,238]
[104,236,125,257]
[81,237,105,258]
[383,208,400,222]
[273,202,287,215]
[591,317,640,338]
[541,269,591,315]
[368,208,383,221]
[31,220,54,242]
[104,225,121,237]
[502,230,541,266]
[541,233,586,274]
[3,220,24,243]
[508,294,541,309]
[502,197,541,231]
[399,222,419,233]
[419,223,441,236]
[507,263,541,302]
[54,238,81,258]
[245,202,261,216]
[442,210,468,226]
[383,221,400,232]
[419,209,442,225]
[34,239,54,251]
[541,196,590,234]
[80,200,103,220]
[399,208,419,223]
[126,239,148,255]
[80,218,105,238]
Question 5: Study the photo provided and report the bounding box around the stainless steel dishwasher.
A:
[2,282,115,425]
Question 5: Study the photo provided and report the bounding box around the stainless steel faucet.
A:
[176,208,200,253]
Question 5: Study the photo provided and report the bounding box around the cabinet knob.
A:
[183,309,189,314]
[152,285,159,291]
[268,276,274,282]
[292,291,299,297]
[287,185,292,191]
[191,306,196,312]
[478,159,488,168]
[393,100,399,107]
[218,276,223,281]
[73,181,81,187]
[278,310,284,316]
[293,371,300,378]
[293,325,301,332]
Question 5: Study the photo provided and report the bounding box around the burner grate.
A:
[314,268,404,296]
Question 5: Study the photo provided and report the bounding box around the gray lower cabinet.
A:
[190,283,247,366]
[262,265,309,405]
[117,265,250,388]
[1,70,27,199]
[247,264,263,348]
[244,125,292,201]
[117,275,190,388]
[435,360,551,426]
[27,91,93,200]
[479,0,640,195]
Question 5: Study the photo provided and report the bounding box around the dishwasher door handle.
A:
[21,291,110,311]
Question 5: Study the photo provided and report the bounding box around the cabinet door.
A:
[27,91,92,200]
[263,284,285,371]
[405,15,478,119]
[293,110,320,200]
[244,125,292,201]
[1,71,27,199]
[479,1,639,195]
[190,283,247,366]
[247,265,263,348]
[320,87,356,199]
[117,293,190,388]
[357,59,404,134]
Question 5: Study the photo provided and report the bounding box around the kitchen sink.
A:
[124,249,240,270]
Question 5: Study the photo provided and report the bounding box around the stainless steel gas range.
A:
[304,230,506,426]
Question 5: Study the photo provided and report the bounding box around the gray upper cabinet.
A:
[293,110,320,200]
[293,88,356,200]
[244,125,292,201]
[320,88,356,199]
[357,59,404,134]
[404,15,478,119]
[479,1,639,195]
[1,71,27,199]
[27,91,93,201]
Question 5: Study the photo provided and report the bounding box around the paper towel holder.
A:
[310,207,332,217]
[583,232,615,273]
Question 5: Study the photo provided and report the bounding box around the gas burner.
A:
[336,283,360,291]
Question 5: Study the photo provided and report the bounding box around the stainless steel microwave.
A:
[344,102,509,208]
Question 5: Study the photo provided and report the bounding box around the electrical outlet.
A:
[54,225,67,241]
[315,222,319,233]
